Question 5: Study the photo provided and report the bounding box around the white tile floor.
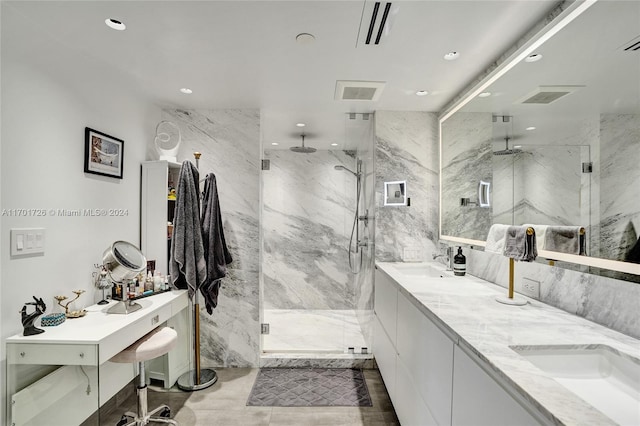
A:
[262,310,369,353]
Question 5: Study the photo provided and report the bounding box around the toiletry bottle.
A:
[145,272,154,292]
[453,246,466,276]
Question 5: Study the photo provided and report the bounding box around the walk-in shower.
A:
[260,113,375,360]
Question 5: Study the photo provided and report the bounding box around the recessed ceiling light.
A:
[526,126,536,131]
[296,33,316,45]
[331,143,338,146]
[296,123,306,127]
[514,145,522,149]
[444,51,459,61]
[415,90,429,96]
[180,88,193,94]
[271,142,279,146]
[105,18,126,31]
[478,92,492,98]
[525,53,543,63]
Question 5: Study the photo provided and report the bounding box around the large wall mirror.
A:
[440,0,640,279]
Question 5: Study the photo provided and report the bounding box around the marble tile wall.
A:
[261,149,357,310]
[512,146,584,227]
[466,248,640,339]
[161,109,260,367]
[599,114,640,262]
[441,112,494,241]
[375,111,439,261]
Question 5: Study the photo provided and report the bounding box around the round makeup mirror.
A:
[102,241,147,314]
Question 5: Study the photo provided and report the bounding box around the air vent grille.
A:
[622,35,640,52]
[335,80,386,101]
[516,86,584,105]
[364,2,392,45]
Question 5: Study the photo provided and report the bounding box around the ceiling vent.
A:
[515,86,584,105]
[365,2,392,45]
[621,35,640,52]
[335,80,386,101]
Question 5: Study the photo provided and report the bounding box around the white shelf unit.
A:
[140,160,189,388]
[141,160,181,276]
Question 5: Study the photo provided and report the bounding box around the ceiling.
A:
[457,0,640,147]
[2,0,561,150]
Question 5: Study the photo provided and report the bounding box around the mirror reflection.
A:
[441,1,640,272]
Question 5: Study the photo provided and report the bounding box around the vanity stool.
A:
[111,326,179,426]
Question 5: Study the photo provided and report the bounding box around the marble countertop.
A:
[376,262,640,426]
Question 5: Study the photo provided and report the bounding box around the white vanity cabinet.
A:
[374,268,454,426]
[374,266,544,426]
[396,293,454,426]
[451,345,542,426]
[373,269,398,399]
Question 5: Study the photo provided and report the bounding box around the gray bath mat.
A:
[247,368,373,407]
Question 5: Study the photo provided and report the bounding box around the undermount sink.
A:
[392,263,451,278]
[511,345,640,425]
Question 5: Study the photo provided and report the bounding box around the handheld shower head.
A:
[334,165,358,177]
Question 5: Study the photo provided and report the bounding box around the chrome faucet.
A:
[432,247,453,271]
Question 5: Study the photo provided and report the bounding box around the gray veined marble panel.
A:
[161,109,261,367]
[467,249,640,339]
[262,150,358,311]
[599,114,640,262]
[441,112,494,241]
[375,111,439,262]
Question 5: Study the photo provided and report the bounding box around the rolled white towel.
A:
[485,224,510,254]
[524,224,548,251]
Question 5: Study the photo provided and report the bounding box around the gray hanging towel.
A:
[200,173,233,314]
[503,226,537,262]
[169,161,207,299]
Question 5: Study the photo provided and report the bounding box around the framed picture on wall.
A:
[84,127,124,179]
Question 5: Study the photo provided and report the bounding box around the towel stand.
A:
[177,151,218,391]
[496,227,534,306]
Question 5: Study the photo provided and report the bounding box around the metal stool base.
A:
[177,368,217,391]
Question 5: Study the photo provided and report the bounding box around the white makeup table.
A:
[6,290,189,426]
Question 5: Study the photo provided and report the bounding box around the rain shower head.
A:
[493,136,522,156]
[334,165,358,177]
[289,134,316,153]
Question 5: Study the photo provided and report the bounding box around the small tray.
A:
[66,310,87,319]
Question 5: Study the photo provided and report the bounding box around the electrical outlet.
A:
[402,246,422,262]
[520,277,540,299]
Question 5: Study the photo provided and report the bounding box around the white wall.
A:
[1,18,161,421]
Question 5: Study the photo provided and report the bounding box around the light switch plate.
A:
[10,228,45,257]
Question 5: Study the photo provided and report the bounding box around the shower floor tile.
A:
[263,309,368,353]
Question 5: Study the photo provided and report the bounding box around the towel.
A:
[503,226,537,262]
[485,224,510,254]
[200,173,233,314]
[524,224,548,251]
[541,226,583,255]
[169,161,207,299]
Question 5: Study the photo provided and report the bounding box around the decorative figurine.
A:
[55,290,87,318]
[21,296,47,336]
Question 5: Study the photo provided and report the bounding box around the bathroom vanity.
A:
[5,290,189,426]
[374,262,640,426]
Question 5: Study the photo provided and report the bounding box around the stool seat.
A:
[111,327,178,364]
